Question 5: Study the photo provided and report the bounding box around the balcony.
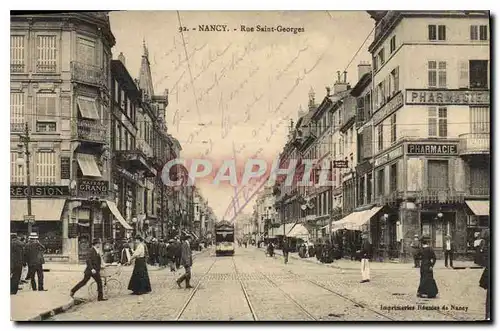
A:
[466,186,490,197]
[10,123,24,133]
[71,61,103,87]
[75,119,107,144]
[115,149,157,178]
[10,63,25,73]
[458,133,490,156]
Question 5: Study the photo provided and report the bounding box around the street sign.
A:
[23,215,35,224]
[332,160,349,168]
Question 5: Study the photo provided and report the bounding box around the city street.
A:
[45,247,486,321]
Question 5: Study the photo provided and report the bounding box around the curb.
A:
[23,298,75,322]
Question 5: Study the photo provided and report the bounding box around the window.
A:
[358,177,365,206]
[377,168,385,196]
[390,114,397,143]
[428,25,445,41]
[377,48,385,67]
[35,151,57,185]
[121,90,125,108]
[427,160,448,190]
[10,152,25,184]
[36,35,57,73]
[114,80,119,103]
[377,81,385,106]
[77,96,100,120]
[77,36,96,66]
[364,92,371,119]
[10,92,25,132]
[470,107,490,134]
[390,163,398,192]
[36,94,57,132]
[367,173,372,203]
[115,121,121,150]
[428,61,446,88]
[390,36,396,53]
[377,124,383,151]
[469,60,488,88]
[471,25,488,40]
[428,107,447,137]
[10,35,25,72]
[357,97,365,122]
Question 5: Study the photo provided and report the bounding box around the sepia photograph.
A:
[8,8,491,322]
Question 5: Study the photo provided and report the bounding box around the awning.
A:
[77,96,100,120]
[331,206,383,231]
[10,199,66,221]
[276,223,295,236]
[287,224,310,238]
[331,212,359,231]
[466,200,490,216]
[106,200,133,230]
[77,153,102,177]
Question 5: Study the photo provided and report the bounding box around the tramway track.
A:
[174,257,218,321]
[231,256,258,321]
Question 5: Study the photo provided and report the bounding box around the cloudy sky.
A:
[109,10,374,221]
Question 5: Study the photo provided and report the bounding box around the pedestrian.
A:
[282,238,290,264]
[11,233,24,295]
[473,232,485,265]
[478,229,490,320]
[120,241,132,265]
[410,234,421,268]
[24,232,47,291]
[127,235,152,295]
[417,236,438,298]
[19,236,29,284]
[158,239,168,268]
[444,234,454,268]
[176,235,193,289]
[359,234,372,283]
[70,239,107,301]
[174,237,182,270]
[166,239,177,272]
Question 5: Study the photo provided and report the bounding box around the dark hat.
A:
[10,233,17,239]
[92,239,101,246]
[135,234,143,241]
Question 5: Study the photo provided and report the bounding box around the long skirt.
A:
[128,257,152,294]
[417,265,438,298]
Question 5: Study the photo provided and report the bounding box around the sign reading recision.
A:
[407,143,458,155]
[405,89,490,105]
[10,186,69,198]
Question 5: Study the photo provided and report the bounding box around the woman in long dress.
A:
[417,236,438,298]
[127,235,152,295]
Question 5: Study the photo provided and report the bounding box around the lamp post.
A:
[16,122,33,235]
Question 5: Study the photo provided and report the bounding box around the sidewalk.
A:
[261,248,482,270]
[11,291,74,321]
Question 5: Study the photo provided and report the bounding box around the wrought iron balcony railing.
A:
[458,133,490,156]
[10,122,24,133]
[10,63,25,73]
[71,61,103,86]
[74,119,107,143]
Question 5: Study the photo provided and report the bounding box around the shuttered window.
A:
[36,35,57,73]
[377,124,383,151]
[77,36,96,66]
[10,35,25,72]
[390,114,397,144]
[428,61,446,88]
[36,94,57,132]
[428,107,447,137]
[10,92,25,132]
[428,160,448,190]
[35,151,57,184]
[470,107,490,133]
[10,151,25,184]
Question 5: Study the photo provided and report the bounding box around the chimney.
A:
[357,62,371,80]
[118,52,126,66]
[333,69,350,95]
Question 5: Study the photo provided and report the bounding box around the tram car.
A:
[215,220,235,256]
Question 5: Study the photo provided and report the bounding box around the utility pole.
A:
[18,122,33,235]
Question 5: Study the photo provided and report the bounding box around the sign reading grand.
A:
[11,185,69,197]
[407,143,458,155]
[78,180,109,194]
[406,89,490,105]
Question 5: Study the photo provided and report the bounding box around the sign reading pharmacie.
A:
[11,185,70,198]
[407,143,458,155]
[405,89,490,105]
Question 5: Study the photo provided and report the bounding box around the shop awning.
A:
[287,224,310,238]
[77,96,100,120]
[466,200,489,216]
[10,199,66,221]
[276,223,295,236]
[77,153,102,177]
[330,212,359,231]
[106,200,133,230]
[330,206,383,231]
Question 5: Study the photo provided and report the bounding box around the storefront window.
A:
[34,222,63,254]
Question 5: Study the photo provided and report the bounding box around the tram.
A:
[215,220,235,256]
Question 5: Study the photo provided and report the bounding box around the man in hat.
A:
[70,239,107,301]
[24,232,47,291]
[360,233,372,283]
[174,237,182,270]
[19,236,29,284]
[444,234,454,268]
[11,233,24,295]
[166,238,177,272]
[176,235,193,289]
[410,234,421,268]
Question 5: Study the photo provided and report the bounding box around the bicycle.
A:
[88,263,123,300]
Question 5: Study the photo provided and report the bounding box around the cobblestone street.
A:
[43,247,487,321]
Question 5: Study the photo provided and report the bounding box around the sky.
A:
[108,10,374,221]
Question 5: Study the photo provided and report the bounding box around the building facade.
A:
[10,12,116,262]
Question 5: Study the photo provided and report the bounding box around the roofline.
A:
[350,72,372,97]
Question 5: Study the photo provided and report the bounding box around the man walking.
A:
[444,234,454,268]
[282,237,290,264]
[174,237,182,271]
[70,239,107,301]
[10,234,24,295]
[24,233,47,291]
[166,239,177,272]
[176,236,193,289]
[360,234,372,283]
